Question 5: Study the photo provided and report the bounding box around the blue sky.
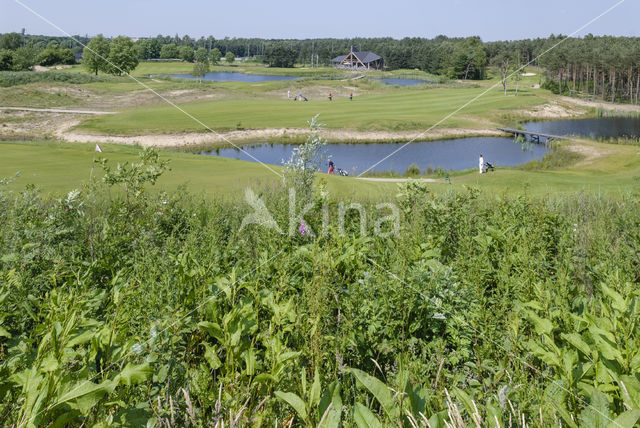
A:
[1,0,638,41]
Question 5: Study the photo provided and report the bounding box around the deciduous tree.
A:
[179,45,195,62]
[83,34,110,75]
[159,43,179,59]
[107,36,139,76]
[209,47,221,64]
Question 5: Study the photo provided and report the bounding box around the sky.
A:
[1,0,638,41]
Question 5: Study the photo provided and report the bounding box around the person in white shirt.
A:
[479,154,484,174]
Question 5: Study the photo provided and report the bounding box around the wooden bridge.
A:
[498,128,573,144]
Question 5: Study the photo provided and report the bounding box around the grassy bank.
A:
[1,140,639,197]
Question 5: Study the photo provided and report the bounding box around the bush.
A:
[11,46,38,71]
[37,48,75,66]
[518,142,582,170]
[403,162,421,176]
[0,49,14,71]
[0,71,118,87]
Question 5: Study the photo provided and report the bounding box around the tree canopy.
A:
[107,36,139,76]
[179,45,194,62]
[263,44,297,68]
[83,34,110,75]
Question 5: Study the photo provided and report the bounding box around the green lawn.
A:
[2,140,639,199]
[0,141,390,198]
[78,85,545,134]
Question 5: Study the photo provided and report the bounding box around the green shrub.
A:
[403,163,421,176]
[0,70,119,87]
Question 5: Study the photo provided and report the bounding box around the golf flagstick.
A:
[90,144,103,182]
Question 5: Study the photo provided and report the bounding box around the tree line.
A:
[539,35,640,104]
[134,34,489,79]
[2,31,640,104]
[0,32,86,71]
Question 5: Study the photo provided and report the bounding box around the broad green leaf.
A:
[253,373,275,384]
[277,351,301,364]
[524,310,554,336]
[606,409,640,428]
[453,387,477,420]
[243,348,256,376]
[404,380,426,417]
[50,410,81,428]
[117,363,153,386]
[275,391,308,421]
[579,389,611,428]
[309,368,321,408]
[56,379,117,415]
[0,325,11,338]
[318,382,342,428]
[619,376,640,409]
[544,380,577,428]
[39,355,59,373]
[601,284,628,313]
[561,333,592,358]
[350,368,398,419]
[428,410,449,428]
[592,335,624,364]
[204,343,221,370]
[486,402,503,428]
[66,329,95,348]
[353,402,382,428]
[197,321,224,342]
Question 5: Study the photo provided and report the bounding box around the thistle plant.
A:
[282,114,326,202]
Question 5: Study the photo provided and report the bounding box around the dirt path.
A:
[356,177,443,183]
[557,96,640,113]
[565,139,612,167]
[0,107,115,115]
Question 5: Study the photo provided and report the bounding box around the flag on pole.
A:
[95,144,103,153]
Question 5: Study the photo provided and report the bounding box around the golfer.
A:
[479,154,484,174]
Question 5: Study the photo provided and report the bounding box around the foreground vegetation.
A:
[2,149,640,426]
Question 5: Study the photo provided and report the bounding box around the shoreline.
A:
[59,126,507,149]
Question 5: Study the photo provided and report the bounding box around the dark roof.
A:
[331,51,381,64]
[354,51,382,63]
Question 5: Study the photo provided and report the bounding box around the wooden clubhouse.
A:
[331,46,383,70]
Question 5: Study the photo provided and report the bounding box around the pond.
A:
[163,72,301,83]
[202,137,549,175]
[376,78,435,86]
[524,117,640,139]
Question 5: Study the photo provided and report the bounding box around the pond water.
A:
[376,78,434,86]
[524,117,640,139]
[164,72,300,82]
[203,137,549,174]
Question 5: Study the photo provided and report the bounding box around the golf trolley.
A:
[483,161,495,173]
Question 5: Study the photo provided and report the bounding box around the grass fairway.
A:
[2,140,640,199]
[78,86,545,134]
[0,141,394,198]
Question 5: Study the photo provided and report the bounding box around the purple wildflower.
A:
[298,221,307,237]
